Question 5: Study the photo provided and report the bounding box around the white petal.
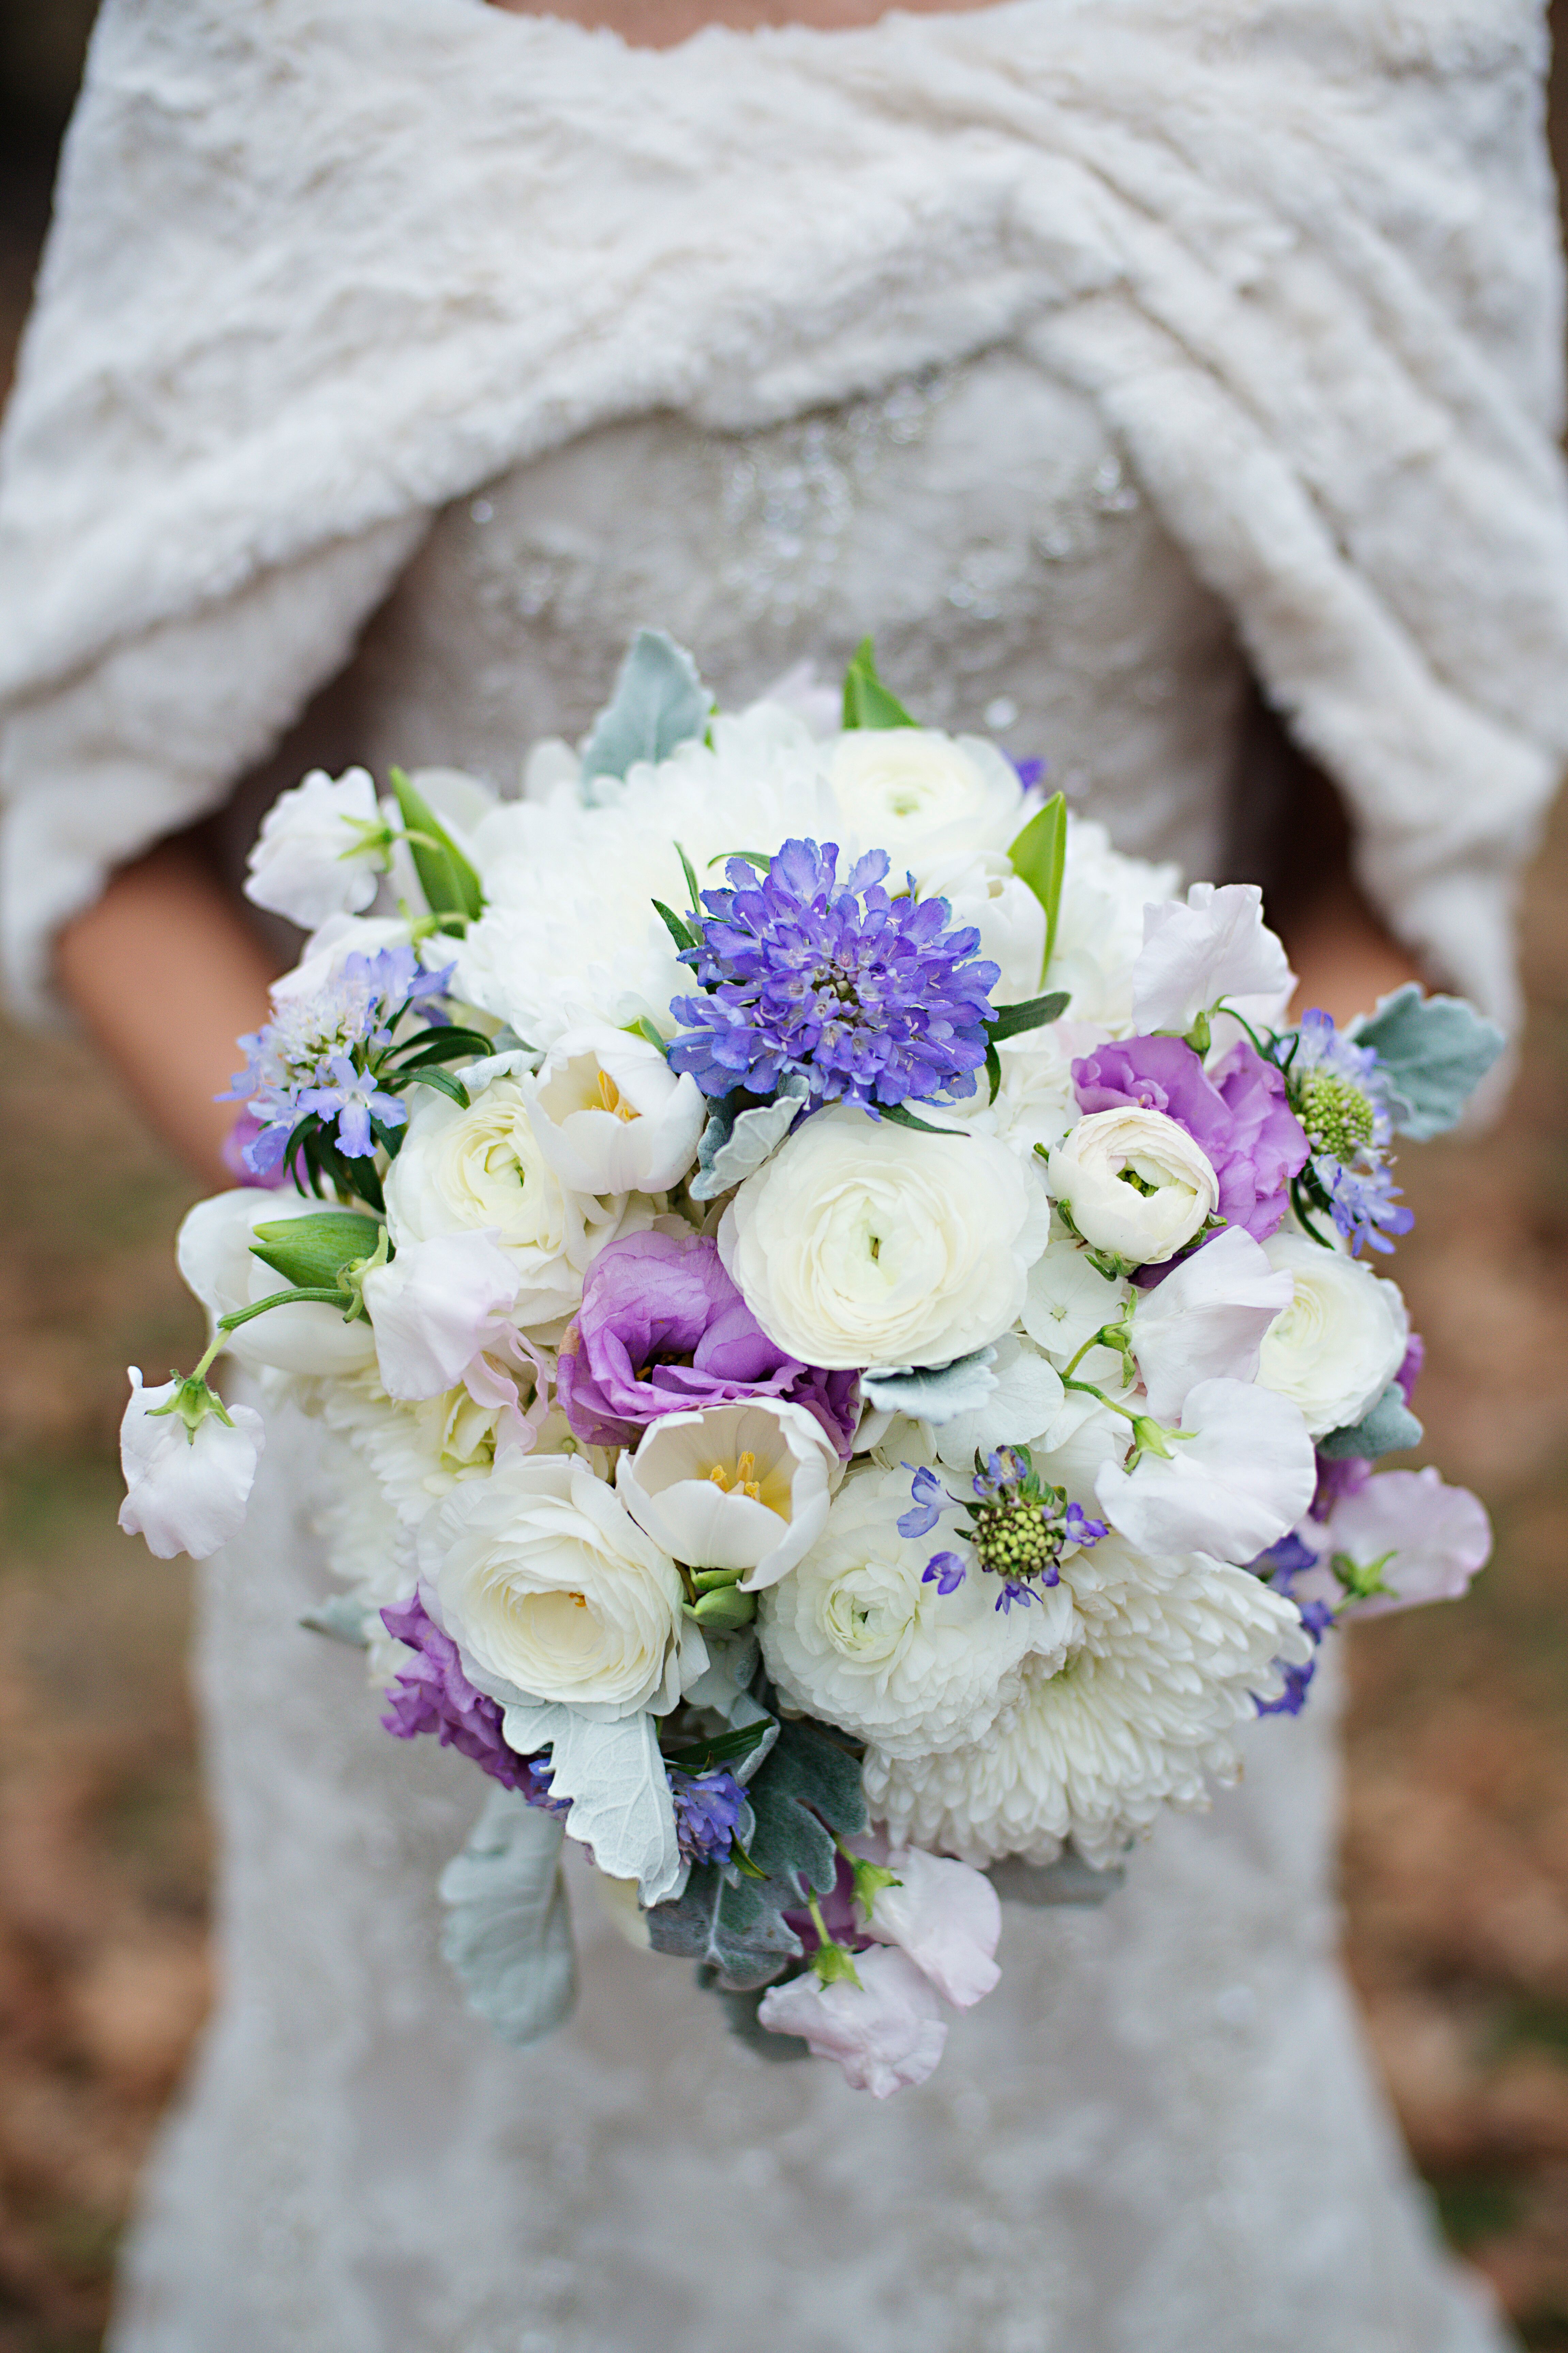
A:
[1094,1378,1315,1563]
[1131,1227,1294,1424]
[864,1846,1001,2009]
[1131,883,1294,1036]
[118,1369,264,1561]
[364,1231,522,1401]
[1326,1468,1491,1618]
[756,1945,949,2095]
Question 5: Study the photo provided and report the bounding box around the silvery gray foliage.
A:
[688,1074,811,1201]
[499,1699,683,1904]
[861,1346,999,1425]
[1317,1383,1424,1461]
[438,1788,577,2050]
[578,628,711,803]
[1351,983,1505,1139]
[297,1594,374,1648]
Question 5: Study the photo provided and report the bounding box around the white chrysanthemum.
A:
[1045,817,1180,1034]
[456,703,835,1044]
[827,730,1026,865]
[756,1466,1069,1759]
[864,1532,1308,1869]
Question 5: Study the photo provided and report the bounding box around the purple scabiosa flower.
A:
[1072,1033,1308,1253]
[666,1766,748,1867]
[380,1594,562,1810]
[557,1229,858,1455]
[1249,1531,1335,1717]
[900,1448,1106,1613]
[666,839,1000,1113]
[1279,1008,1413,1256]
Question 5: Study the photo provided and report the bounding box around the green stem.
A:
[216,1286,346,1334]
[1062,1375,1142,1429]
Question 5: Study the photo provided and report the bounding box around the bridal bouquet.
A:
[118,634,1500,2095]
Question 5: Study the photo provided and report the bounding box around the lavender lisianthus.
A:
[380,1593,561,1810]
[556,1228,858,1455]
[1072,1033,1307,1251]
[667,838,1000,1113]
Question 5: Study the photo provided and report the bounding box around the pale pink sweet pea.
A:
[862,1845,1001,2009]
[757,1944,948,2095]
[1095,1377,1316,1563]
[1131,882,1294,1037]
[118,1369,264,1560]
[1321,1467,1491,1619]
[362,1231,521,1401]
[1130,1226,1294,1424]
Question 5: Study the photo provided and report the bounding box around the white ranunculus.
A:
[720,1107,1049,1371]
[756,1466,1062,1758]
[1093,1377,1316,1564]
[177,1190,379,1376]
[384,1068,637,1329]
[615,1400,839,1591]
[1043,818,1181,1033]
[243,766,386,929]
[913,849,1046,1001]
[828,729,1026,864]
[1046,1108,1219,1267]
[1256,1234,1410,1439]
[1020,1239,1131,1365]
[420,1452,690,1716]
[757,1943,948,2095]
[1131,1227,1295,1424]
[118,1369,264,1560]
[1131,882,1295,1038]
[362,1230,521,1402]
[529,1024,706,1196]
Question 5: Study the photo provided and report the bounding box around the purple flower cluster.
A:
[1250,1532,1335,1717]
[380,1594,561,1810]
[666,839,1000,1113]
[901,1449,1106,1613]
[667,1767,748,1867]
[1283,1009,1413,1256]
[557,1229,858,1455]
[1072,1032,1308,1258]
[225,946,451,1174]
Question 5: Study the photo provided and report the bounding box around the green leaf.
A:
[386,1026,496,1068]
[674,840,702,914]
[705,849,772,873]
[438,1788,577,2049]
[652,898,698,954]
[987,990,1071,1044]
[662,1718,779,1779]
[405,1065,470,1110]
[628,1017,670,1054]
[1008,791,1069,978]
[1349,984,1505,1139]
[389,766,485,924]
[877,1101,957,1137]
[579,629,711,798]
[248,1210,383,1291]
[841,637,918,730]
[985,1037,1002,1105]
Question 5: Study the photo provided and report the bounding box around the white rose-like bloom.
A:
[827,729,1025,863]
[118,1369,265,1560]
[243,766,385,928]
[1257,1234,1410,1438]
[419,1452,688,1716]
[912,848,1046,1002]
[756,1466,1065,1758]
[384,1069,637,1329]
[529,1024,706,1196]
[720,1107,1049,1371]
[616,1400,839,1591]
[866,1532,1309,1869]
[1046,1108,1219,1266]
[177,1190,379,1376]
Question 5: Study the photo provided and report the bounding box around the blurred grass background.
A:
[0,3,1567,2346]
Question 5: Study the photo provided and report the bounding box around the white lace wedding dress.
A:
[105,358,1508,2353]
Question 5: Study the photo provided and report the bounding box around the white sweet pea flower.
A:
[828,728,1025,863]
[361,1230,521,1402]
[1044,818,1180,1033]
[420,1451,692,1716]
[858,1841,1002,2009]
[1131,1227,1295,1424]
[529,1024,706,1195]
[384,1069,640,1330]
[914,848,1046,1001]
[615,1400,838,1591]
[1046,1108,1219,1266]
[757,1944,948,2095]
[720,1106,1049,1371]
[1093,1378,1316,1564]
[1021,1240,1130,1366]
[118,1369,265,1560]
[1256,1234,1410,1439]
[1131,882,1294,1038]
[243,766,388,929]
[1315,1468,1491,1619]
[177,1191,379,1376]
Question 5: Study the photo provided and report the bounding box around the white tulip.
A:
[118,1368,264,1560]
[828,728,1026,863]
[720,1106,1049,1372]
[1130,1227,1295,1424]
[1256,1234,1411,1439]
[243,767,387,929]
[362,1230,521,1402]
[529,1024,706,1196]
[1093,1377,1316,1564]
[1131,882,1294,1038]
[615,1399,838,1591]
[176,1190,379,1376]
[1046,1108,1219,1266]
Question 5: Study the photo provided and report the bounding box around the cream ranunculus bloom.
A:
[1045,1107,1219,1266]
[419,1451,691,1715]
[827,729,1026,863]
[718,1106,1050,1371]
[1257,1233,1410,1438]
[383,1064,640,1328]
[615,1399,839,1591]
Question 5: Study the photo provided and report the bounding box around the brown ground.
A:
[1,19,1568,2353]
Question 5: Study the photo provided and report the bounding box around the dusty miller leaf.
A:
[688,1076,811,1201]
[438,1787,577,2049]
[500,1700,683,1905]
[1350,984,1505,1139]
[1318,1383,1423,1461]
[861,1347,999,1425]
[579,630,711,801]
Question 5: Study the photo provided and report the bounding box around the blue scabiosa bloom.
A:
[899,1448,1106,1613]
[1280,1008,1413,1256]
[666,1766,748,1867]
[666,839,1000,1113]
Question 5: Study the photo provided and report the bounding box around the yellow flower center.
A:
[597,1072,639,1123]
[708,1450,763,1502]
